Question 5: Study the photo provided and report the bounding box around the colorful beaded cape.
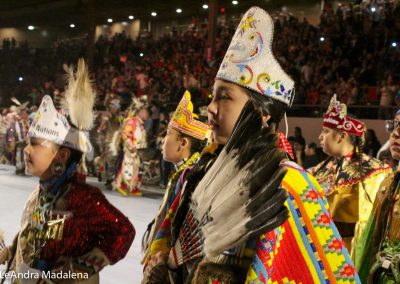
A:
[246,161,361,283]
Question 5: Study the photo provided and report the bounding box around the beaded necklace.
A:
[166,152,200,193]
[24,162,77,267]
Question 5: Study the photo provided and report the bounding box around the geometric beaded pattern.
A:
[246,162,361,283]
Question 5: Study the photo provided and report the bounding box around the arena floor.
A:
[0,165,163,283]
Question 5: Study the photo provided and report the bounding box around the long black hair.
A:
[349,132,371,202]
[341,112,369,200]
[243,88,289,128]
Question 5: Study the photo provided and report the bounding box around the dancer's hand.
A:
[143,251,169,284]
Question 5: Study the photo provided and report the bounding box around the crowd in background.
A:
[0,1,399,181]
[0,1,398,113]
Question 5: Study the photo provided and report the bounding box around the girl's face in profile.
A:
[207,80,249,145]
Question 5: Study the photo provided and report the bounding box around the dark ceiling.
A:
[0,0,321,29]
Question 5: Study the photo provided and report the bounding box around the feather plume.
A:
[0,229,9,264]
[109,130,121,157]
[190,101,288,258]
[0,116,8,135]
[129,95,148,116]
[64,58,96,130]
[10,97,21,106]
[0,229,5,245]
[16,101,29,113]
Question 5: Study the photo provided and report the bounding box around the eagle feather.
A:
[190,101,289,258]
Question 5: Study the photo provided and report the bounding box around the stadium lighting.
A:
[151,12,157,16]
[202,4,209,9]
[392,42,398,48]
[320,37,325,42]
[232,1,239,5]
[70,24,75,28]
[128,15,134,20]
[18,77,23,82]
[371,7,376,13]
[140,53,144,57]
[28,25,35,30]
[176,8,182,13]
[107,18,113,23]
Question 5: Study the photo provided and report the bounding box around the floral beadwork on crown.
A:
[323,95,365,137]
[216,6,295,106]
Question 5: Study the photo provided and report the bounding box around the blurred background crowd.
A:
[0,0,399,187]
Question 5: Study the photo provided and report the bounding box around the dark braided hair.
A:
[349,132,372,202]
[347,110,367,197]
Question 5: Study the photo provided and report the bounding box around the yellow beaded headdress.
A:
[169,90,209,140]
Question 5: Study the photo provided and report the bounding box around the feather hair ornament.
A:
[109,130,121,157]
[0,230,9,264]
[128,95,148,116]
[16,101,29,113]
[189,101,289,258]
[63,58,96,131]
[0,116,9,135]
[10,97,21,106]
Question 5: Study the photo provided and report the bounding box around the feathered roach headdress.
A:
[128,95,148,117]
[10,97,29,114]
[28,58,95,153]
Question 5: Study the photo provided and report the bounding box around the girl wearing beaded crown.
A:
[312,95,391,259]
[162,7,361,283]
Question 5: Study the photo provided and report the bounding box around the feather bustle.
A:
[0,229,9,264]
[109,131,121,157]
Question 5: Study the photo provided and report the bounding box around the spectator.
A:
[364,129,382,157]
[303,142,321,169]
[294,126,306,147]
